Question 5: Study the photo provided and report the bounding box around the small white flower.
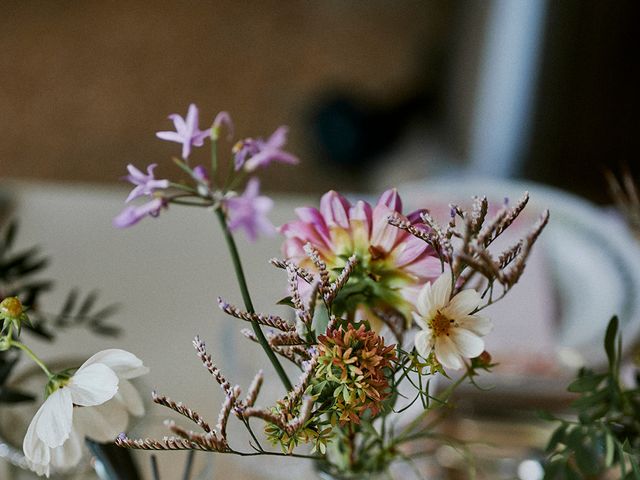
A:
[23,349,149,477]
[413,271,492,370]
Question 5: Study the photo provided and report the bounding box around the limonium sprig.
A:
[110,106,549,477]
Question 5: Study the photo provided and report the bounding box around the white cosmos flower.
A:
[23,349,149,477]
[413,271,492,370]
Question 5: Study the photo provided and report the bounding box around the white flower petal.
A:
[429,271,452,315]
[23,406,51,473]
[50,427,84,472]
[68,363,118,407]
[79,349,149,380]
[444,289,481,318]
[416,282,432,317]
[458,314,493,336]
[434,336,464,370]
[116,379,145,417]
[35,388,73,448]
[412,311,428,330]
[75,401,129,443]
[451,328,485,358]
[414,330,433,358]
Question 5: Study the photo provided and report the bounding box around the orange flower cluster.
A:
[315,324,396,425]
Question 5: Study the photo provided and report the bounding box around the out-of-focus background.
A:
[1,0,637,199]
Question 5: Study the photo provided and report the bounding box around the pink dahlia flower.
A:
[280,189,442,332]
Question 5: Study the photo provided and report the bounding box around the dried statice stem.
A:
[240,329,306,365]
[269,331,306,346]
[324,255,358,304]
[216,386,240,439]
[286,264,312,328]
[243,370,264,408]
[283,355,318,410]
[116,433,207,451]
[270,258,315,284]
[152,391,212,433]
[284,396,314,433]
[469,196,489,235]
[303,243,330,288]
[192,336,232,396]
[477,192,529,247]
[165,420,228,452]
[218,297,294,331]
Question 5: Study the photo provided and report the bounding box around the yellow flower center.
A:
[429,311,454,337]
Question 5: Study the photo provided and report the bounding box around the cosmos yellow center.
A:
[430,311,454,337]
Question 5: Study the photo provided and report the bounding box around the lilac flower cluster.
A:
[113,104,298,240]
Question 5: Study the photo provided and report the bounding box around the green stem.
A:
[214,208,293,391]
[11,340,53,378]
[394,371,469,444]
[210,138,218,188]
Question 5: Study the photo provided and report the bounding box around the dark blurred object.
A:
[87,439,141,480]
[310,89,437,172]
[523,0,640,203]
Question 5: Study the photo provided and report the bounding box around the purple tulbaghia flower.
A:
[212,111,234,141]
[113,198,165,228]
[156,104,211,160]
[192,165,209,183]
[192,165,211,196]
[124,163,169,203]
[232,126,298,171]
[225,178,275,242]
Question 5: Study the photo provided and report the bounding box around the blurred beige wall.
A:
[0,1,453,193]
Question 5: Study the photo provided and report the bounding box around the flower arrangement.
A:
[4,104,552,478]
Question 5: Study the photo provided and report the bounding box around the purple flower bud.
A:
[212,111,234,141]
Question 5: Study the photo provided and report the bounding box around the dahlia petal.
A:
[445,290,481,318]
[279,220,330,250]
[451,328,485,358]
[80,349,149,379]
[435,336,464,370]
[320,191,351,228]
[35,388,73,448]
[402,255,443,281]
[407,208,428,223]
[378,188,402,212]
[370,204,399,252]
[395,236,428,267]
[350,201,373,247]
[68,363,118,407]
[414,330,433,358]
[458,314,493,336]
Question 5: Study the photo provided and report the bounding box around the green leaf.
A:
[546,424,568,453]
[276,296,294,308]
[568,373,606,393]
[604,316,619,369]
